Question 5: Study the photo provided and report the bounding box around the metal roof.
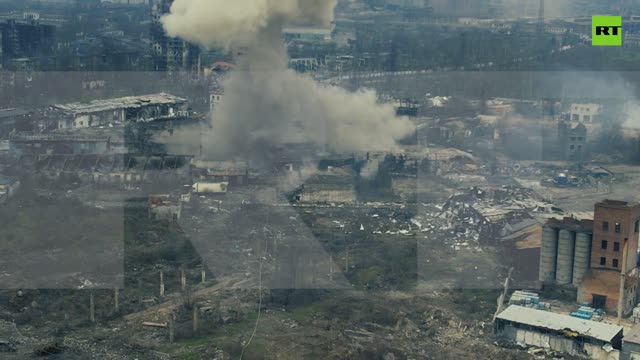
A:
[52,93,186,115]
[497,305,622,342]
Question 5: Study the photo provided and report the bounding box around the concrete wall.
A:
[585,343,620,360]
[622,340,640,360]
[301,189,356,204]
[93,172,143,185]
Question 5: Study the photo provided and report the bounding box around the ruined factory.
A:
[2,0,640,359]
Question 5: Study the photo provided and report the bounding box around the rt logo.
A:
[592,15,622,46]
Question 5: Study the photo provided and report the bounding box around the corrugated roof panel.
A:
[497,305,622,342]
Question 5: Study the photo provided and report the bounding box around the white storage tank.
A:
[539,226,558,282]
[192,182,229,194]
[556,229,576,285]
[572,232,592,286]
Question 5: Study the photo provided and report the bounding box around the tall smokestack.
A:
[537,0,545,34]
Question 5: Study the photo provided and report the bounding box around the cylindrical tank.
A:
[539,226,558,282]
[556,229,576,285]
[572,232,592,286]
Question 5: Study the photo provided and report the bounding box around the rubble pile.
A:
[438,186,544,245]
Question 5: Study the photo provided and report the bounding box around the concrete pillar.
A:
[114,288,119,312]
[160,271,165,297]
[329,255,334,280]
[181,269,186,291]
[201,264,206,284]
[89,292,95,323]
[169,316,175,343]
[192,306,199,333]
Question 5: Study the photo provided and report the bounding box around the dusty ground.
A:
[0,175,529,359]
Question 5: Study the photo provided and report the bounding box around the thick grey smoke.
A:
[162,0,414,161]
[162,0,337,48]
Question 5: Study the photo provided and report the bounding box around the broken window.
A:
[600,257,606,266]
[613,259,619,268]
[635,220,639,233]
[601,240,608,249]
[615,223,621,233]
[584,115,590,122]
[614,242,620,252]
[603,221,609,231]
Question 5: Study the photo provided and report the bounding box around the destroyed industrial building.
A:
[52,93,190,129]
[495,305,623,358]
[2,1,640,359]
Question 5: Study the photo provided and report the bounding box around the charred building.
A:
[53,93,190,130]
[0,19,56,70]
[150,0,200,72]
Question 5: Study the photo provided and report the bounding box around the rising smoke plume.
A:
[162,0,414,161]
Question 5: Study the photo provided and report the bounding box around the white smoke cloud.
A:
[162,0,414,161]
[162,0,338,48]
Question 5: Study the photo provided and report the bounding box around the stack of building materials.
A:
[508,291,551,310]
[571,305,595,320]
[509,290,539,305]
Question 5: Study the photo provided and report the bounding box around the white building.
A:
[570,103,602,123]
[209,91,223,114]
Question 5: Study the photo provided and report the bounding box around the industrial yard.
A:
[3,0,640,359]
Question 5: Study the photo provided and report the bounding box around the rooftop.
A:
[596,199,640,209]
[52,93,187,115]
[0,108,28,119]
[10,132,110,142]
[497,305,622,342]
[545,216,593,233]
[191,160,248,170]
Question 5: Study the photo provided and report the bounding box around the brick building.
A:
[591,200,640,272]
[578,200,640,313]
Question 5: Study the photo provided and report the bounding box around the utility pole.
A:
[114,288,119,312]
[618,238,628,325]
[160,271,165,297]
[537,0,545,34]
[90,292,95,323]
[181,268,187,291]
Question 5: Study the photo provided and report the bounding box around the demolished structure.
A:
[53,93,190,130]
[495,305,623,359]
